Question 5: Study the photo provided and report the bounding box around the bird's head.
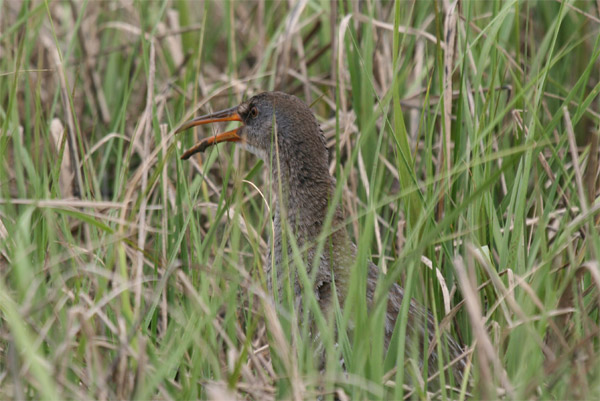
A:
[176,91,325,163]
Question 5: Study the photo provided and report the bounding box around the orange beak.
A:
[176,106,243,160]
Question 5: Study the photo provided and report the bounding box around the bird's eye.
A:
[249,106,259,119]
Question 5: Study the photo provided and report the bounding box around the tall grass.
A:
[1,0,599,399]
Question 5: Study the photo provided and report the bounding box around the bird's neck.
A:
[269,152,335,238]
[266,151,353,303]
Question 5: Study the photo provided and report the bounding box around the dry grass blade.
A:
[564,107,588,214]
[455,255,514,397]
[585,131,599,205]
[354,13,443,49]
[49,118,74,198]
[580,261,600,306]
[134,40,156,316]
[207,382,239,401]
[442,0,457,177]
[0,217,7,242]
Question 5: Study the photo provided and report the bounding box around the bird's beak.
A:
[176,106,243,160]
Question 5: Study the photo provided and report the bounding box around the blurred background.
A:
[1,0,599,399]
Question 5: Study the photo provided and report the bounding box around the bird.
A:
[176,91,468,389]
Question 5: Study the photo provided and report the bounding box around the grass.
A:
[1,0,600,399]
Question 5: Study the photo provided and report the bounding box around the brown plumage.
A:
[177,91,468,387]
